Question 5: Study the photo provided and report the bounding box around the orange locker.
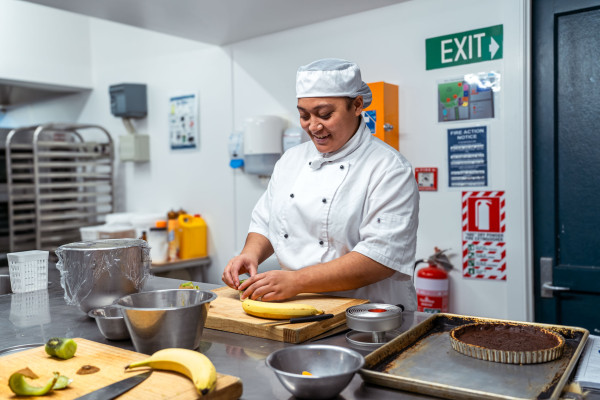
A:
[364,82,399,150]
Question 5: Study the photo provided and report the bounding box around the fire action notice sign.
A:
[462,191,506,280]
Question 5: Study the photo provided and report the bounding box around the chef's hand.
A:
[238,270,299,301]
[222,253,259,290]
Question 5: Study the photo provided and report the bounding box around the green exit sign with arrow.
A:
[426,25,503,70]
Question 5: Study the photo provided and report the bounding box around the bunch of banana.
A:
[125,348,217,396]
[242,298,324,319]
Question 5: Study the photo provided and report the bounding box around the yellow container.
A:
[178,214,207,259]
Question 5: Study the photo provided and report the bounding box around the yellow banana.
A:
[242,298,323,319]
[125,348,216,396]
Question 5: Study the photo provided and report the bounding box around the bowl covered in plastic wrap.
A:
[55,239,150,313]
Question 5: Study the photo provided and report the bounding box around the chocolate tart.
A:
[449,322,565,364]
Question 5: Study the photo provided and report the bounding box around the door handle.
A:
[540,257,571,298]
[541,282,570,292]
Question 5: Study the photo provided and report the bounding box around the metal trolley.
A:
[5,123,114,253]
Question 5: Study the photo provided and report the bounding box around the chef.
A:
[222,58,420,310]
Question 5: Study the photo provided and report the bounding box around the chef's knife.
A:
[74,370,152,400]
[259,313,334,326]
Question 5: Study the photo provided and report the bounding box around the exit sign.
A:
[426,25,503,70]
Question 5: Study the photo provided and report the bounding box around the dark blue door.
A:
[533,0,600,334]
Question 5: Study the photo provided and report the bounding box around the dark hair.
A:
[344,97,355,110]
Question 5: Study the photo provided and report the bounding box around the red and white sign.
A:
[462,191,506,280]
[462,191,505,241]
[462,241,506,280]
[415,167,438,191]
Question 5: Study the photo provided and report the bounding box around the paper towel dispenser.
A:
[243,115,285,176]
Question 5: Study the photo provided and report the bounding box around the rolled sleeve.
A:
[248,190,270,238]
[248,158,282,239]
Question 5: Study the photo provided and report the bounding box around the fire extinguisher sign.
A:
[462,191,506,280]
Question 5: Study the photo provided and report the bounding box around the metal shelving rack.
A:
[5,123,114,253]
[0,128,11,265]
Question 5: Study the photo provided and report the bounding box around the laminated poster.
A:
[169,93,198,150]
[462,191,506,281]
[437,72,500,123]
[447,126,488,188]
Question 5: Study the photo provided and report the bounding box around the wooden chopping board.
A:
[206,286,369,343]
[0,338,242,400]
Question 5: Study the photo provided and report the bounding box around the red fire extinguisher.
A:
[414,248,452,313]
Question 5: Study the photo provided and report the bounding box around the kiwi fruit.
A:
[45,337,77,360]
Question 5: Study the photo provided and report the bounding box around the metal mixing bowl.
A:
[55,239,150,313]
[88,305,130,341]
[117,289,216,354]
[265,344,365,399]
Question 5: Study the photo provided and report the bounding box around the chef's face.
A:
[297,96,363,154]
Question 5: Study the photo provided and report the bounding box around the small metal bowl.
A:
[116,289,216,354]
[266,344,364,399]
[88,305,130,341]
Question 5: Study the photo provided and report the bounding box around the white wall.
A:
[0,2,237,285]
[0,0,91,89]
[80,20,236,283]
[228,0,530,320]
[0,0,530,321]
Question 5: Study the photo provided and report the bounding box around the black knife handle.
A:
[74,371,152,400]
[289,313,334,324]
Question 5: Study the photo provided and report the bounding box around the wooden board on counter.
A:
[0,338,242,400]
[206,286,369,343]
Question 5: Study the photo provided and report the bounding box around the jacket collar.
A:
[309,116,368,170]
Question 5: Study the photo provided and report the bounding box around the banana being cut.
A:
[242,298,324,319]
[126,348,217,396]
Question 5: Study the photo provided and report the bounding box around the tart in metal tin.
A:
[449,322,565,364]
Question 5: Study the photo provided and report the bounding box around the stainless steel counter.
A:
[0,266,595,399]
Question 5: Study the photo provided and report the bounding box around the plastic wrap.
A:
[55,239,151,312]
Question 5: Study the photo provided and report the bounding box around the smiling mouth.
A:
[313,133,330,140]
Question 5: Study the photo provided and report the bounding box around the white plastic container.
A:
[7,250,49,293]
[9,290,51,327]
[97,225,137,239]
[130,213,165,236]
[283,126,308,152]
[147,227,168,263]
[105,212,134,225]
[80,225,104,241]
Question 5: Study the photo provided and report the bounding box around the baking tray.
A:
[360,313,589,400]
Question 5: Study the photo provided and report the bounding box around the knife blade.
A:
[75,370,152,400]
[259,313,334,326]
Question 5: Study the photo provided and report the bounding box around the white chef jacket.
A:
[248,117,419,310]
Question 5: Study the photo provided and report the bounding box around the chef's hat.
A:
[296,58,372,108]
